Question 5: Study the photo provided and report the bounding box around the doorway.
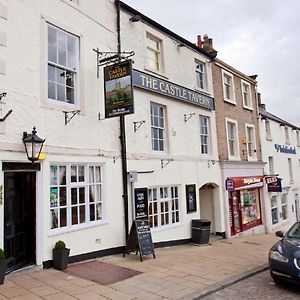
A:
[4,171,36,272]
[199,183,215,233]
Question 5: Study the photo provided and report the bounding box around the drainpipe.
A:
[115,0,129,243]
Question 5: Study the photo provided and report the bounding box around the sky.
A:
[123,0,300,125]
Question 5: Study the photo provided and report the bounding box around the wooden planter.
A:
[0,260,8,285]
[53,248,70,270]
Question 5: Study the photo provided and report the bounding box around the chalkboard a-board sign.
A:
[123,219,155,261]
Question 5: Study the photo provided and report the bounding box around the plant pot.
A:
[0,259,8,285]
[53,248,70,270]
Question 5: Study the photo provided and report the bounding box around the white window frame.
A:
[148,185,180,229]
[268,156,274,174]
[226,118,240,160]
[245,123,257,161]
[288,158,294,183]
[297,131,300,146]
[281,193,288,221]
[150,102,166,152]
[271,195,279,225]
[285,126,290,145]
[241,80,252,110]
[145,32,163,74]
[199,115,211,155]
[222,70,236,104]
[265,119,272,140]
[195,60,207,91]
[47,23,80,109]
[49,163,104,235]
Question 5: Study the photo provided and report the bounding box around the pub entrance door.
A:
[4,171,36,272]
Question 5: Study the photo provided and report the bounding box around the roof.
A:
[259,107,300,130]
[116,0,217,59]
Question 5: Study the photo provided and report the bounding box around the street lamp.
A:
[23,127,45,163]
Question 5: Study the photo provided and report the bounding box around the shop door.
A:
[4,172,36,272]
[229,191,242,236]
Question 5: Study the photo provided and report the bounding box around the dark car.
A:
[269,221,300,285]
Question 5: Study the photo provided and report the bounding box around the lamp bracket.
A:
[93,48,135,78]
[208,160,216,168]
[184,113,195,122]
[161,159,173,169]
[0,92,7,101]
[0,109,12,122]
[113,155,121,164]
[133,120,145,132]
[63,110,80,125]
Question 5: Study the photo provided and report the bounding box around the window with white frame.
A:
[150,103,165,151]
[265,119,272,140]
[200,115,210,154]
[50,164,103,230]
[148,186,180,228]
[222,71,235,103]
[195,60,207,91]
[281,194,288,220]
[297,131,300,146]
[226,119,239,158]
[288,158,294,183]
[47,23,79,105]
[285,126,290,144]
[268,156,274,174]
[271,196,278,225]
[146,33,162,73]
[245,124,256,159]
[241,80,252,109]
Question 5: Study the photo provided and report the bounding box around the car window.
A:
[288,223,300,238]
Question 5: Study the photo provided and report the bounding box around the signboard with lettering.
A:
[134,188,148,220]
[186,184,197,213]
[274,144,296,154]
[104,60,134,118]
[132,69,215,110]
[123,219,155,262]
[265,176,282,192]
[226,177,264,190]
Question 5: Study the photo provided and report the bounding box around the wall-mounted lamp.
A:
[129,15,141,22]
[23,127,45,163]
[184,113,195,122]
[208,160,216,168]
[0,92,7,101]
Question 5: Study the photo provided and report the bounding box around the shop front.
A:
[226,177,264,236]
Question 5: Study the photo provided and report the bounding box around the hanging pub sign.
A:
[104,60,134,118]
[265,176,282,192]
[134,188,148,220]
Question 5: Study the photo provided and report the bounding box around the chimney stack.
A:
[197,35,202,48]
[257,93,266,110]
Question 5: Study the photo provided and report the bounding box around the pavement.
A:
[0,233,279,300]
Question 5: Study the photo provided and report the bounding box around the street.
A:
[202,270,300,300]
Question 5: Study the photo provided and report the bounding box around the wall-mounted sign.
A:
[265,176,282,192]
[132,69,215,110]
[226,177,264,191]
[275,144,296,154]
[186,184,197,213]
[134,188,148,220]
[104,60,134,118]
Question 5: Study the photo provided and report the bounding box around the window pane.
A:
[48,65,56,82]
[60,208,67,227]
[71,166,77,182]
[48,82,56,99]
[72,207,78,225]
[95,167,101,183]
[71,188,77,205]
[60,187,67,206]
[79,187,85,203]
[57,84,65,102]
[90,204,95,221]
[79,206,85,223]
[78,166,84,182]
[51,209,58,229]
[96,203,102,220]
[59,166,66,185]
[67,36,76,69]
[50,166,58,185]
[56,68,65,85]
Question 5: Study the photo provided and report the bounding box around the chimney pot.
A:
[197,35,202,48]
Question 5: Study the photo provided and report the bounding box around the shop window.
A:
[226,119,239,159]
[241,80,252,109]
[150,103,165,152]
[241,189,261,225]
[271,196,279,225]
[199,115,210,155]
[195,60,207,91]
[146,33,163,73]
[50,164,103,231]
[281,194,288,220]
[148,186,180,229]
[222,70,235,104]
[47,23,79,105]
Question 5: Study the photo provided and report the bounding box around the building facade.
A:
[259,103,300,233]
[208,56,266,237]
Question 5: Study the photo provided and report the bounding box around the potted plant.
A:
[53,240,70,270]
[0,248,8,285]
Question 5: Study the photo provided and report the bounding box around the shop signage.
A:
[275,144,296,154]
[226,176,264,190]
[265,176,282,192]
[186,184,197,213]
[134,188,148,220]
[104,60,134,118]
[132,70,215,110]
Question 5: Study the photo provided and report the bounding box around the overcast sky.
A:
[123,0,300,125]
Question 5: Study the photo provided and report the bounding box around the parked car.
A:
[269,221,300,284]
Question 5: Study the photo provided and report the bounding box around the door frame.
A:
[0,161,43,267]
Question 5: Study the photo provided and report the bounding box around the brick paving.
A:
[0,233,279,300]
